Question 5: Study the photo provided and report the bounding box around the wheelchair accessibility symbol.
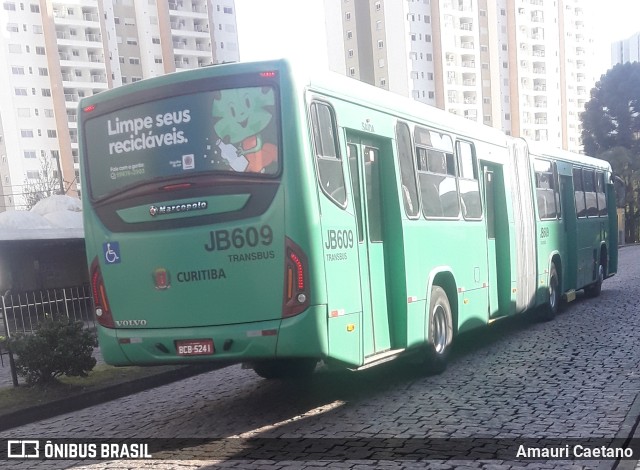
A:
[103,242,121,264]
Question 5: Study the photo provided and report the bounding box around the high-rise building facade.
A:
[0,0,238,210]
[325,0,595,153]
[611,32,640,65]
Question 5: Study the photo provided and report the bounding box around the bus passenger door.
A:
[347,137,392,357]
[559,174,578,290]
[482,163,510,318]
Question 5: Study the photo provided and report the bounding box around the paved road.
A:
[2,246,640,469]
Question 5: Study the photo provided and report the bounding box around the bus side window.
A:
[573,167,586,218]
[415,127,459,219]
[534,159,559,220]
[596,171,607,217]
[347,144,365,242]
[583,169,598,217]
[456,140,482,220]
[310,102,347,207]
[395,121,420,218]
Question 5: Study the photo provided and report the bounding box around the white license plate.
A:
[175,339,214,356]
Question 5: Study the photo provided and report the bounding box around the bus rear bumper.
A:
[97,305,328,366]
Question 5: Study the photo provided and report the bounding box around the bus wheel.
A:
[424,286,453,374]
[252,358,317,380]
[540,263,560,321]
[585,262,604,298]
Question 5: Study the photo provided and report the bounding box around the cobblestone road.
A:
[2,246,640,470]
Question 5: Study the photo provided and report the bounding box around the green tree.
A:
[581,62,640,242]
[9,318,97,386]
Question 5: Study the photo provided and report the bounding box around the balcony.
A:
[85,34,101,42]
[65,94,79,102]
[83,13,99,21]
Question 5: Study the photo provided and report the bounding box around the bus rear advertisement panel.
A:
[84,84,280,200]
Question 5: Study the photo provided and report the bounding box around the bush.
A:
[8,318,97,386]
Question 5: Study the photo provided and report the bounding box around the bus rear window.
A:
[83,85,280,199]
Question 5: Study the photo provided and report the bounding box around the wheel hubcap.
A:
[549,278,557,310]
[432,304,448,354]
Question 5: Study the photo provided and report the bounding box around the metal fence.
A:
[0,285,95,386]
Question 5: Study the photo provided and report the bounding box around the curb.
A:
[0,364,220,432]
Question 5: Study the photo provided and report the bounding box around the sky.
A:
[235,0,640,79]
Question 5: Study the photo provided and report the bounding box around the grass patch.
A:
[0,364,181,416]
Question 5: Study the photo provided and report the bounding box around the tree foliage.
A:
[8,318,97,386]
[582,62,640,156]
[581,62,640,242]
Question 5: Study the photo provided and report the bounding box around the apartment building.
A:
[611,32,640,65]
[326,0,595,153]
[0,0,238,210]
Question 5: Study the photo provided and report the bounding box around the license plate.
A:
[175,339,214,356]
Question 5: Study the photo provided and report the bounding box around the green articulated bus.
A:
[79,59,618,379]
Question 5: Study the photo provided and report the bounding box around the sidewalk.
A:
[0,346,220,432]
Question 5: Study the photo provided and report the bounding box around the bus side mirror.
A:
[613,175,626,208]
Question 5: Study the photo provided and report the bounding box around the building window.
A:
[44,109,54,117]
[345,12,351,20]
[30,3,38,12]
[32,24,42,33]
[47,129,57,138]
[426,53,432,61]
[223,6,233,13]
[154,57,162,63]
[35,46,45,55]
[39,67,48,76]
[126,38,138,45]
[15,88,27,96]
[11,66,24,75]
[375,1,381,11]
[3,2,16,11]
[23,151,36,159]
[378,40,384,49]
[129,57,140,65]
[427,72,433,80]
[348,49,354,58]
[380,78,386,86]
[21,129,34,138]
[119,56,125,63]
[349,67,356,76]
[376,20,382,30]
[425,34,431,42]
[347,30,352,39]
[152,37,160,44]
[7,23,18,32]
[42,88,51,97]
[26,170,40,179]
[132,76,142,82]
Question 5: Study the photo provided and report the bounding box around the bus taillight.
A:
[283,237,310,317]
[90,258,115,328]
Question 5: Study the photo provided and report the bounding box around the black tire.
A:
[540,262,560,321]
[252,358,317,380]
[424,286,453,374]
[585,260,604,298]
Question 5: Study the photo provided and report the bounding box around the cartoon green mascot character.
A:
[211,87,277,173]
